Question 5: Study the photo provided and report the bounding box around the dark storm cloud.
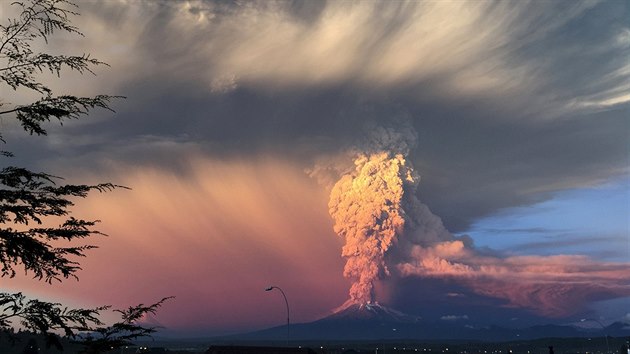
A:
[8,0,629,230]
[408,104,629,231]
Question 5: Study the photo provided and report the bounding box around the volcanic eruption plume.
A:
[329,152,409,304]
[327,121,462,306]
[327,122,421,305]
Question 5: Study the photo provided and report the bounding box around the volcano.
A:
[227,303,629,342]
[231,303,495,341]
[231,302,428,341]
[324,302,421,324]
[296,302,480,341]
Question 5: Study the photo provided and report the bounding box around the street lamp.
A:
[265,285,290,347]
[581,318,610,354]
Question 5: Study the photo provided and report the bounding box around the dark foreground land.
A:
[2,332,628,354]
[150,337,628,354]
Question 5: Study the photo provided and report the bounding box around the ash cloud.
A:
[11,0,628,235]
[4,0,629,326]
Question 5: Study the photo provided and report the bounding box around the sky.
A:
[1,0,629,337]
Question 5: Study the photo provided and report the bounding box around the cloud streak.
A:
[398,241,630,316]
[26,0,624,120]
[84,0,628,117]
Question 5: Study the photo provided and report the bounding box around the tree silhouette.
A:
[0,0,170,352]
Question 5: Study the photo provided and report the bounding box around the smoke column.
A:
[329,152,410,304]
[327,122,425,305]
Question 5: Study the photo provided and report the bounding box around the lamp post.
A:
[265,285,290,347]
[581,318,610,354]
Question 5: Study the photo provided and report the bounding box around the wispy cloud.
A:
[474,227,569,235]
[446,292,466,298]
[513,234,626,252]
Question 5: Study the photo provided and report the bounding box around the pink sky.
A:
[4,156,349,334]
